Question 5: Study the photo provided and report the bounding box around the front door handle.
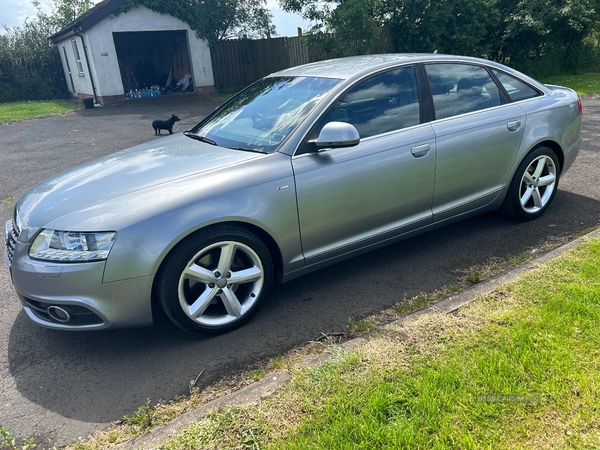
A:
[507,120,522,132]
[411,144,430,158]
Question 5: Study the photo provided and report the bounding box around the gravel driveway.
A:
[1,93,599,448]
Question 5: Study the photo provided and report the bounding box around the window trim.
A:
[71,39,85,76]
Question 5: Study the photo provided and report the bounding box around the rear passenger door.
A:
[424,63,527,221]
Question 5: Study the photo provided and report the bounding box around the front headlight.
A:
[29,229,117,262]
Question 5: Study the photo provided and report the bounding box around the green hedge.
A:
[0,20,70,103]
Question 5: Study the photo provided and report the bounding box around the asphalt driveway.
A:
[1,93,599,448]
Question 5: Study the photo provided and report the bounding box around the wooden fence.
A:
[210,36,310,92]
[210,28,395,92]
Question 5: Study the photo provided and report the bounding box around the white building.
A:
[49,0,215,104]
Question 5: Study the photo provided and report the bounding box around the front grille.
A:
[23,298,104,326]
[5,219,18,267]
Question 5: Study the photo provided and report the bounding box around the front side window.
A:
[319,66,420,139]
[492,70,540,102]
[71,39,84,75]
[425,64,501,120]
[190,76,340,153]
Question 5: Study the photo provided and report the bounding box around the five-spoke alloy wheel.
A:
[500,146,561,221]
[158,225,273,334]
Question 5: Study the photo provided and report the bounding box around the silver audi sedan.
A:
[4,54,582,334]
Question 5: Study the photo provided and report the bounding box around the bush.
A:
[0,19,70,103]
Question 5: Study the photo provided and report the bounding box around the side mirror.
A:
[312,122,360,149]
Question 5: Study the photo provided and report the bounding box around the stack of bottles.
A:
[125,86,162,99]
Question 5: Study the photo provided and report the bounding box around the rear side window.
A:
[492,70,540,102]
[425,63,501,120]
[319,66,420,139]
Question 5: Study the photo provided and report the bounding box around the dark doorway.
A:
[113,30,193,93]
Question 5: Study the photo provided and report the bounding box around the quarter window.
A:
[71,39,85,75]
[492,70,540,102]
[320,66,420,139]
[425,64,501,120]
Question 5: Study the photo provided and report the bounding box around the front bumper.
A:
[5,232,155,331]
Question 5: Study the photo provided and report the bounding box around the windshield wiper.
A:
[183,131,217,145]
[227,146,268,154]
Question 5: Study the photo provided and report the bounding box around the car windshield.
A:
[190,76,341,153]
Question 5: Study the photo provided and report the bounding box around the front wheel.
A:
[500,146,561,221]
[157,225,273,334]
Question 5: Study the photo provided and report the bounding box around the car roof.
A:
[270,53,510,81]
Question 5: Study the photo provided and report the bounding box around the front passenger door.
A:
[292,66,437,263]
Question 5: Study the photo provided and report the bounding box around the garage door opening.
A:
[113,30,194,95]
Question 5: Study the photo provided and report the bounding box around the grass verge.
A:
[0,100,78,123]
[65,235,598,449]
[540,72,600,95]
[159,236,600,449]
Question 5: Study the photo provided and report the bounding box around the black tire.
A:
[157,225,273,334]
[499,146,561,221]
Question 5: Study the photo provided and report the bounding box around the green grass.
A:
[394,292,433,315]
[161,236,600,449]
[0,425,35,450]
[347,317,373,333]
[0,99,78,123]
[540,73,600,95]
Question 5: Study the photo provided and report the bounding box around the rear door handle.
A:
[411,144,430,158]
[507,120,522,132]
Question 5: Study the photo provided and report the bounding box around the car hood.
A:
[16,133,263,239]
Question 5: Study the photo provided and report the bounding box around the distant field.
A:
[0,100,78,123]
[540,73,600,95]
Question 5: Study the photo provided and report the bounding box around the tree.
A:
[386,0,499,56]
[0,0,94,102]
[32,0,96,30]
[280,0,600,75]
[280,0,386,56]
[281,0,498,57]
[496,0,598,72]
[121,0,276,46]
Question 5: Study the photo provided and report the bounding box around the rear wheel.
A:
[157,225,273,334]
[500,146,560,221]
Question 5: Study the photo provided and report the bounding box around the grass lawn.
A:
[540,73,600,95]
[0,99,78,123]
[158,236,600,450]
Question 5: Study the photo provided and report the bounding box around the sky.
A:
[0,0,311,36]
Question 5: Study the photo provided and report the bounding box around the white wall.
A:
[57,37,95,97]
[57,43,75,94]
[55,5,214,99]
